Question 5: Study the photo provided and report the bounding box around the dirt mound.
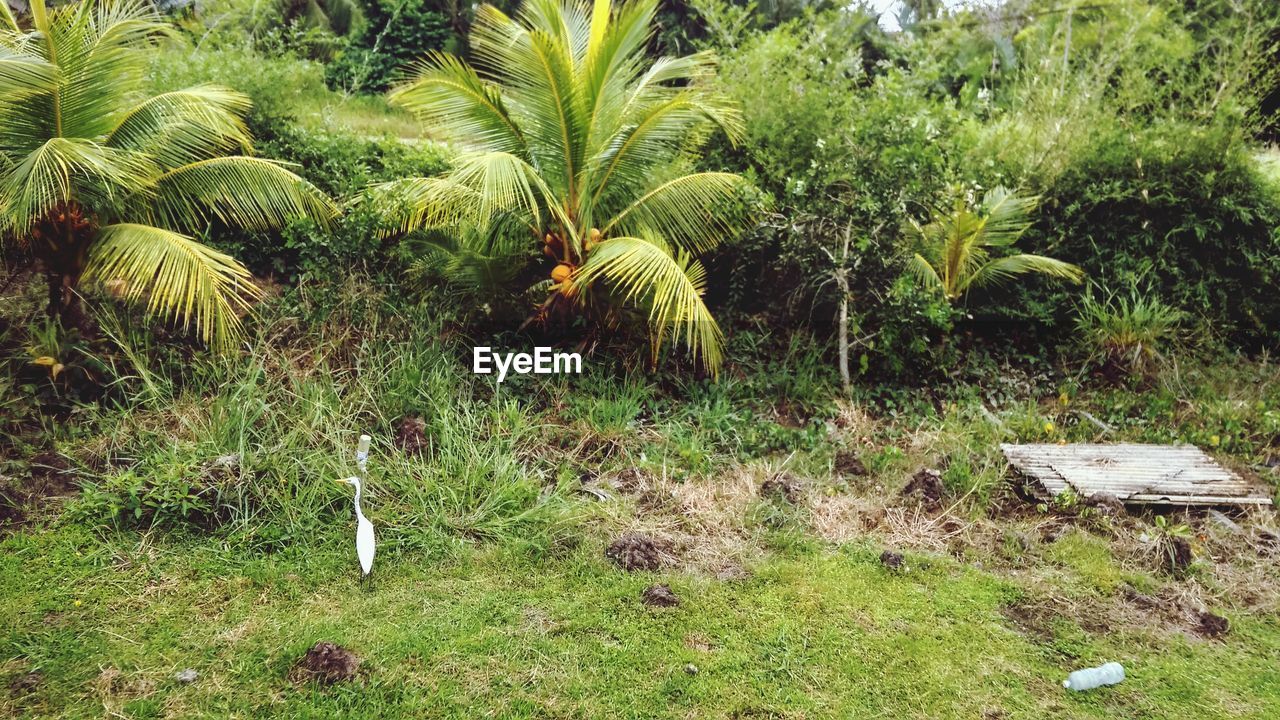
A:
[759,473,803,503]
[901,468,944,511]
[641,584,680,607]
[394,416,428,455]
[2,451,79,532]
[605,533,669,572]
[834,451,868,478]
[289,642,361,685]
[610,468,646,494]
[1195,611,1230,638]
[879,550,905,571]
[9,671,42,697]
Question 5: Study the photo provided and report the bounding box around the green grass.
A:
[5,527,1278,719]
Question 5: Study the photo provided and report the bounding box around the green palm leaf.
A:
[0,49,59,98]
[2,137,154,235]
[576,235,723,373]
[150,156,336,231]
[85,223,259,350]
[969,253,1085,289]
[603,172,751,253]
[105,86,253,169]
[909,186,1081,301]
[389,53,526,154]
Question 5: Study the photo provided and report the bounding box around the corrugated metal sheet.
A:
[1001,443,1273,507]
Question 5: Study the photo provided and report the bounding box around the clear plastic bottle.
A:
[1063,662,1125,691]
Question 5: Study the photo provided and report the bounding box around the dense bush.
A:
[1028,127,1280,345]
[708,9,961,378]
[963,0,1280,344]
[699,0,1280,378]
[325,0,462,92]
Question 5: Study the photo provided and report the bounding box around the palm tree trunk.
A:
[44,259,89,336]
[35,207,95,337]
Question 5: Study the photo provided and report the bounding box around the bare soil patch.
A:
[289,642,361,685]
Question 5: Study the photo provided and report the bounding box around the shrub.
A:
[325,0,457,93]
[710,10,960,378]
[965,0,1280,345]
[1075,285,1184,377]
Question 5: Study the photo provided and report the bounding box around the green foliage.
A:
[376,0,757,374]
[326,0,458,93]
[63,299,569,548]
[1075,285,1184,376]
[246,125,450,282]
[907,186,1082,303]
[710,9,960,377]
[964,0,1280,344]
[143,39,448,283]
[0,0,335,349]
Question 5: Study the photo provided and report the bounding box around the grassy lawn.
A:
[5,525,1278,719]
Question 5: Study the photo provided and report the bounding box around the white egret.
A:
[335,434,375,577]
[335,475,375,576]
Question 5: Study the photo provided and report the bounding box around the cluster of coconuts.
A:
[544,228,603,294]
[29,204,94,246]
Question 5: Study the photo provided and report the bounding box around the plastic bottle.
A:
[1063,662,1125,691]
[356,434,371,473]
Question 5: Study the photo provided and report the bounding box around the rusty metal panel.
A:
[1000,443,1273,507]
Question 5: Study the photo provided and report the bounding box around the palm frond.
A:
[1,2,18,33]
[576,235,723,373]
[969,253,1084,290]
[907,253,944,294]
[50,0,171,140]
[980,186,1038,245]
[602,172,751,253]
[389,53,526,154]
[447,151,550,230]
[149,156,336,231]
[85,222,259,350]
[0,48,59,99]
[1,137,154,234]
[362,176,492,236]
[582,92,743,215]
[105,86,253,169]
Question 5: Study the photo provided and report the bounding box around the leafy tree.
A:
[0,0,335,348]
[326,0,454,92]
[378,0,755,373]
[282,0,361,37]
[907,187,1082,303]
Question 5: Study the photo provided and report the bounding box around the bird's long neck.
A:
[351,479,366,521]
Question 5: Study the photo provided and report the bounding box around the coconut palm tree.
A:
[907,186,1083,303]
[378,0,754,373]
[0,0,335,349]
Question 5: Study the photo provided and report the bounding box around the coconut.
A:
[551,264,573,283]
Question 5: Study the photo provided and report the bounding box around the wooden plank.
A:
[1000,443,1273,507]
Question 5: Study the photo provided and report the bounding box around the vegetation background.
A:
[2,0,1280,717]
